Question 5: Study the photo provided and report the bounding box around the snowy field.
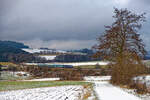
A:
[22,48,66,54]
[84,76,111,81]
[22,48,50,53]
[25,61,109,66]
[0,71,30,81]
[61,61,109,66]
[23,78,60,81]
[1,76,150,100]
[39,55,56,60]
[0,86,84,100]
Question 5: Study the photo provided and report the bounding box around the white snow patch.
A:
[23,78,60,81]
[9,71,30,77]
[94,81,141,100]
[122,87,150,100]
[133,75,150,87]
[24,61,109,66]
[84,76,111,81]
[22,48,67,54]
[39,55,56,60]
[22,48,50,53]
[62,61,109,66]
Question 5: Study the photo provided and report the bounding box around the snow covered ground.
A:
[39,55,56,60]
[133,75,150,87]
[0,71,30,81]
[62,61,109,66]
[122,87,150,100]
[23,78,60,81]
[2,76,149,100]
[10,71,30,77]
[84,76,111,81]
[84,76,144,100]
[93,81,141,100]
[0,86,84,100]
[22,48,50,53]
[22,48,66,54]
[25,61,109,66]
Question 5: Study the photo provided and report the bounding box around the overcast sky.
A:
[0,0,150,50]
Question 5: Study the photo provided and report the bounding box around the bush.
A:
[7,65,18,72]
[111,61,147,85]
[24,65,111,80]
[136,83,148,94]
[129,81,148,94]
[100,68,107,76]
[59,70,83,80]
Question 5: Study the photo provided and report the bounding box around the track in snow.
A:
[94,81,141,100]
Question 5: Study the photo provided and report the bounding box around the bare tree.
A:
[93,8,147,85]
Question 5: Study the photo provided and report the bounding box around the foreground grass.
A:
[0,81,92,91]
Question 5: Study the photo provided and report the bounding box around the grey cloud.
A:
[0,0,17,14]
[0,0,150,50]
[0,0,113,41]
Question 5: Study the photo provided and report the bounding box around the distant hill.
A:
[0,40,29,62]
[68,48,95,55]
[0,40,28,54]
[22,48,66,54]
[22,48,99,62]
[0,40,28,49]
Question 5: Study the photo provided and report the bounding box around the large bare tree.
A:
[94,8,147,85]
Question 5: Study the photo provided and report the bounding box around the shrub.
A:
[111,61,147,85]
[100,68,107,76]
[134,83,148,94]
[58,69,83,80]
[7,65,18,72]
